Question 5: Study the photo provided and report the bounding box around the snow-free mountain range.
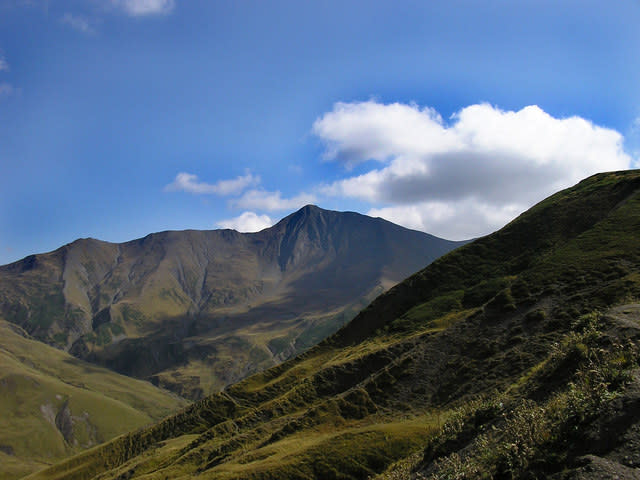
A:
[0,205,466,478]
[0,205,465,401]
[4,171,640,480]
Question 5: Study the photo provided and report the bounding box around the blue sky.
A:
[1,0,639,265]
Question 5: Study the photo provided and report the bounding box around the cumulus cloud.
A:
[313,101,451,167]
[314,101,632,239]
[111,0,174,16]
[232,189,316,212]
[61,13,95,34]
[217,211,274,232]
[165,171,259,195]
[368,201,523,240]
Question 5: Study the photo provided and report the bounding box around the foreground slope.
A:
[0,205,463,399]
[27,170,640,480]
[0,320,186,480]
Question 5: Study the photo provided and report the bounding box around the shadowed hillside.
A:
[0,206,464,399]
[25,170,640,480]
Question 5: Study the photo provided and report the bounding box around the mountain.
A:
[0,205,465,399]
[0,319,186,480]
[25,170,640,480]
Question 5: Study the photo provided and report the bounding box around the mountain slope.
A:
[0,206,464,399]
[26,170,640,480]
[0,319,186,480]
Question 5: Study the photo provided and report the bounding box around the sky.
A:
[1,0,639,265]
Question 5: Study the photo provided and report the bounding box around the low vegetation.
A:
[21,170,640,479]
[0,320,186,480]
[411,311,638,479]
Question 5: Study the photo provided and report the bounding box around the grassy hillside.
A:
[0,320,187,480]
[25,170,640,480]
[0,206,464,399]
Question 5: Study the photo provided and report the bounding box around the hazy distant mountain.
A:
[27,171,640,480]
[0,205,465,399]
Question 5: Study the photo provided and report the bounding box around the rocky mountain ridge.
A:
[0,205,465,398]
[23,170,640,480]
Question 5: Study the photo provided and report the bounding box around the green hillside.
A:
[24,170,640,480]
[0,320,187,480]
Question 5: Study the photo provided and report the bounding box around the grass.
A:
[21,170,640,480]
[412,311,639,480]
[203,419,436,480]
[0,452,48,480]
[0,320,186,480]
[44,417,438,480]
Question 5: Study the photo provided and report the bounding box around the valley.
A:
[0,205,464,400]
[21,170,640,479]
[0,205,464,479]
[5,3,635,479]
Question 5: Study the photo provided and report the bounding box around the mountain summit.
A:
[0,205,465,399]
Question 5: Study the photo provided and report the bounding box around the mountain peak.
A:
[26,169,640,480]
[298,204,322,212]
[270,204,336,235]
[281,204,329,222]
[0,203,463,401]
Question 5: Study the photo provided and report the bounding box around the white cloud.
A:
[314,101,632,239]
[217,211,273,232]
[111,0,174,16]
[0,55,8,72]
[165,171,259,195]
[313,101,451,168]
[368,201,523,240]
[61,13,95,34]
[232,189,316,212]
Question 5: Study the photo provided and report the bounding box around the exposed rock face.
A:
[0,445,14,456]
[54,401,74,445]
